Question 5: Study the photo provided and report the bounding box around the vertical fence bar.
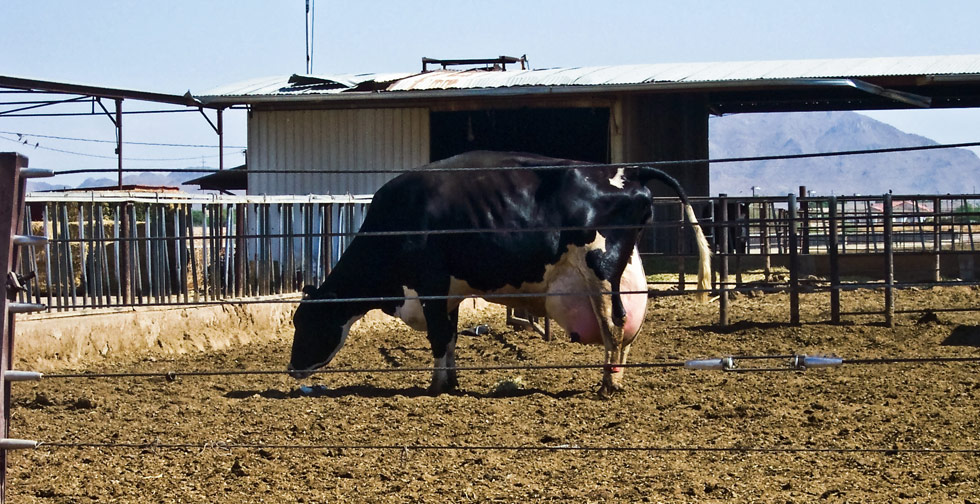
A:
[224,205,233,297]
[788,193,800,325]
[933,196,941,282]
[129,204,141,306]
[718,194,729,326]
[201,204,210,302]
[144,209,155,304]
[61,203,77,309]
[235,203,245,298]
[77,205,90,308]
[120,202,131,305]
[676,201,687,291]
[800,186,810,255]
[186,204,200,303]
[41,205,53,310]
[96,204,109,307]
[884,193,895,328]
[759,201,771,281]
[112,204,122,306]
[828,195,841,324]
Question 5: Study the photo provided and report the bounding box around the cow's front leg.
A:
[590,292,629,398]
[600,343,633,398]
[423,298,460,395]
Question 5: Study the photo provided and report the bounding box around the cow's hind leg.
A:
[423,298,460,395]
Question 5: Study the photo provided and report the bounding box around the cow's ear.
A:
[302,285,318,299]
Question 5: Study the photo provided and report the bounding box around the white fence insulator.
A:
[4,370,42,382]
[793,355,844,369]
[0,439,39,450]
[684,356,735,371]
[13,234,47,246]
[7,302,46,314]
[18,168,54,179]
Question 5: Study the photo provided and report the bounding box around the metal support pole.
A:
[1,153,51,503]
[828,196,841,324]
[933,196,941,282]
[760,201,771,281]
[217,108,224,172]
[788,193,800,325]
[676,201,686,291]
[883,193,895,328]
[115,99,123,189]
[235,203,246,298]
[718,194,729,326]
[800,186,810,255]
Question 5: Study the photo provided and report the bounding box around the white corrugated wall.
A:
[247,108,430,196]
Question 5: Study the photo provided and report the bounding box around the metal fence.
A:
[11,191,980,315]
[15,192,370,311]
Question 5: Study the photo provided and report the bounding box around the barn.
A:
[196,54,980,250]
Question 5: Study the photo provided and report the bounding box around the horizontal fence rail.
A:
[11,192,979,321]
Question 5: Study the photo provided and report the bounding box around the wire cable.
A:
[33,441,980,455]
[0,130,245,149]
[38,140,980,178]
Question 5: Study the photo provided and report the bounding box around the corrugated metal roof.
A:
[198,54,980,101]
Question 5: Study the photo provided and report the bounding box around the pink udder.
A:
[550,251,648,346]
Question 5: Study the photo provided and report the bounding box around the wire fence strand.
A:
[32,441,980,455]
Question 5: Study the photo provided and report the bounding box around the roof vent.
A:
[421,55,528,72]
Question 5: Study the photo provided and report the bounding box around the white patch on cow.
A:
[394,286,427,330]
[446,335,457,368]
[432,335,457,391]
[305,314,361,372]
[609,167,627,189]
[447,234,610,317]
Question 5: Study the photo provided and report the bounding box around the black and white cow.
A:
[288,151,711,396]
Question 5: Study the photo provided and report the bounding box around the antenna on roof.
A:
[304,0,315,74]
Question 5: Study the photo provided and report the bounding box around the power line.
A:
[0,134,238,162]
[39,139,980,178]
[0,130,245,149]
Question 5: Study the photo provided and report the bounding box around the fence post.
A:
[828,195,841,324]
[1,153,51,503]
[800,186,810,254]
[933,196,941,282]
[676,201,686,292]
[884,193,895,328]
[788,193,800,325]
[760,200,771,281]
[718,194,729,326]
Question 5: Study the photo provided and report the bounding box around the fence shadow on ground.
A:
[942,325,980,347]
[223,384,588,400]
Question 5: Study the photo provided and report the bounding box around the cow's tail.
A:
[634,166,713,303]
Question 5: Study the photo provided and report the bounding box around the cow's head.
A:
[287,286,356,379]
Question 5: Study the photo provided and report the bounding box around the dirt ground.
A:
[7,286,980,503]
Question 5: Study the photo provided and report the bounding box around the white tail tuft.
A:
[684,204,713,303]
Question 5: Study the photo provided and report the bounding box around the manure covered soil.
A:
[7,286,980,503]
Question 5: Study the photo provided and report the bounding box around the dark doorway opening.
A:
[430,107,610,163]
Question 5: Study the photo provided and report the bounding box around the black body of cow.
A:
[288,151,711,396]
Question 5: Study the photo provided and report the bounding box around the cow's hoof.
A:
[426,380,458,396]
[596,382,625,399]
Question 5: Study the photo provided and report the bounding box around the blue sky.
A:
[3,0,980,184]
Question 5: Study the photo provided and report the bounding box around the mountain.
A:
[709,111,980,196]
